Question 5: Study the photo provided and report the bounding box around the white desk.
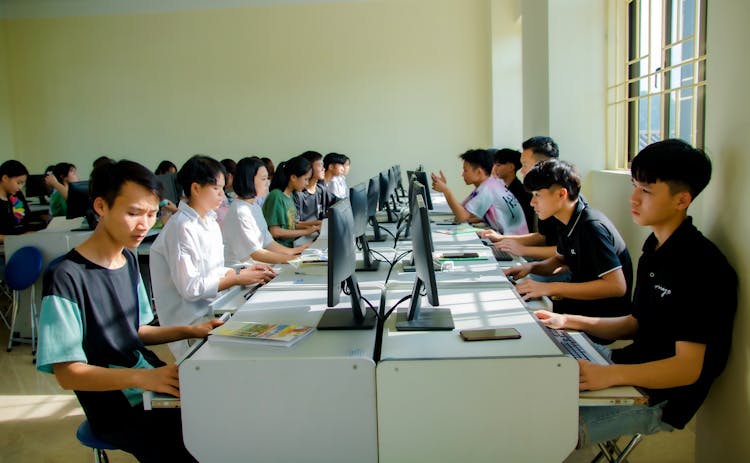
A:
[376,286,578,462]
[181,288,381,463]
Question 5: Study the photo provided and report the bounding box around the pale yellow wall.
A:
[5,0,492,196]
[0,18,15,160]
[490,0,522,148]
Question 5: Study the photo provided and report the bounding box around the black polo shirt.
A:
[294,184,333,222]
[507,177,534,232]
[553,199,633,317]
[612,217,737,429]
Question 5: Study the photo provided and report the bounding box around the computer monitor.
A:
[350,183,380,272]
[66,180,99,230]
[317,199,377,330]
[389,166,404,204]
[395,195,453,331]
[366,175,385,242]
[393,164,406,197]
[156,173,180,205]
[24,174,49,204]
[398,175,430,241]
[378,170,397,222]
[410,170,433,210]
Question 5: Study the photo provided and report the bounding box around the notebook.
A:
[545,328,648,406]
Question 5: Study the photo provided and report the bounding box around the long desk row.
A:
[180,194,579,462]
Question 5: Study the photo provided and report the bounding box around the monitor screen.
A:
[156,173,180,205]
[366,175,385,242]
[317,199,377,330]
[395,195,453,331]
[350,182,380,271]
[66,180,98,229]
[24,174,49,202]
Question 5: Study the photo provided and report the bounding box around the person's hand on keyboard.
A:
[534,310,568,330]
[577,359,612,391]
[503,262,531,280]
[495,239,523,256]
[514,277,549,301]
[234,264,277,286]
[478,229,502,242]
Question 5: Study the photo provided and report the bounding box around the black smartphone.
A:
[459,327,521,341]
[441,252,480,259]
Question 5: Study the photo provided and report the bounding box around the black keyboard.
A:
[491,248,514,261]
[548,329,592,361]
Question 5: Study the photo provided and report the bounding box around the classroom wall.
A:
[489,0,522,148]
[0,18,15,160]
[4,0,493,196]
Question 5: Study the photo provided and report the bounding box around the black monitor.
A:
[366,175,385,242]
[66,180,98,230]
[378,170,397,222]
[394,164,406,197]
[350,183,380,271]
[395,195,453,331]
[317,199,377,330]
[410,170,433,210]
[389,166,404,203]
[156,173,180,205]
[24,174,49,204]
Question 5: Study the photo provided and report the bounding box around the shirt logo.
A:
[654,284,672,298]
[570,248,576,255]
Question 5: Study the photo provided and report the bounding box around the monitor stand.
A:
[356,259,381,272]
[317,308,377,330]
[395,308,454,331]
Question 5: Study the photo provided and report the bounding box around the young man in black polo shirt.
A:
[505,159,633,318]
[37,160,223,462]
[535,139,737,447]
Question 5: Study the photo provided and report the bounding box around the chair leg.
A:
[611,434,643,463]
[94,448,109,463]
[590,434,644,463]
[29,284,37,358]
[6,290,19,352]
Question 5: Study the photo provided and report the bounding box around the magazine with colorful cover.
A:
[209,321,315,347]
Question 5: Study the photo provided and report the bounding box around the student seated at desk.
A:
[45,162,80,217]
[150,155,275,357]
[0,160,46,244]
[504,159,632,318]
[262,155,321,247]
[535,140,737,448]
[322,152,348,200]
[294,151,334,223]
[36,160,222,462]
[480,136,562,260]
[430,148,528,235]
[223,157,310,265]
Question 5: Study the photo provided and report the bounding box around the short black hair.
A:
[300,151,323,163]
[155,160,177,175]
[92,156,114,169]
[90,160,163,208]
[459,149,494,176]
[493,148,522,171]
[53,162,76,183]
[270,155,311,192]
[233,157,266,199]
[631,139,712,199]
[523,158,581,200]
[220,158,237,176]
[260,157,275,177]
[176,155,226,199]
[522,136,559,159]
[0,160,29,178]
[323,153,347,170]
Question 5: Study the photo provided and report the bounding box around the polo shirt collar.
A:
[563,199,586,238]
[641,216,697,256]
[177,200,217,223]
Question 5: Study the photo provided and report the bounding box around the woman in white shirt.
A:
[150,155,275,357]
[223,157,310,265]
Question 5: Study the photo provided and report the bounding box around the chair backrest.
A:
[5,246,43,291]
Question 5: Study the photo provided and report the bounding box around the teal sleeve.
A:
[36,295,87,374]
[49,190,67,217]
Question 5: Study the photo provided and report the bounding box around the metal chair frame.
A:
[591,433,644,463]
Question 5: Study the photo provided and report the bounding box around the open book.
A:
[209,321,315,347]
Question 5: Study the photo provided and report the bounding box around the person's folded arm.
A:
[535,311,638,342]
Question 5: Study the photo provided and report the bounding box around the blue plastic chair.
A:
[76,420,119,463]
[5,246,43,355]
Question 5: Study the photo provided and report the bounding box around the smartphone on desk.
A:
[441,252,480,259]
[460,327,521,341]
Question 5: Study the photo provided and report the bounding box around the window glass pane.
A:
[679,0,696,39]
[638,96,649,151]
[679,87,694,141]
[649,94,661,144]
[667,90,677,138]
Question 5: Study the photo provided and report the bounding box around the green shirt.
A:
[262,189,296,247]
[49,190,67,217]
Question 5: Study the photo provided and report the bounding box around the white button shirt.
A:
[222,200,274,266]
[150,201,230,357]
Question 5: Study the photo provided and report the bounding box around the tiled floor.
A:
[0,314,695,463]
